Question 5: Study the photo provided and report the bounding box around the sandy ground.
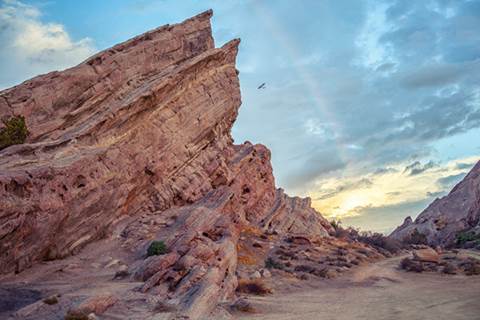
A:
[235,252,480,320]
[0,234,154,320]
[1,243,479,320]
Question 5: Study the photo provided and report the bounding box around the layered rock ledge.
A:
[0,10,343,319]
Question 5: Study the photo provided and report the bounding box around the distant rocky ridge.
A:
[390,161,480,246]
[0,10,346,319]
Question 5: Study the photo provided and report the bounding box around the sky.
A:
[1,0,479,233]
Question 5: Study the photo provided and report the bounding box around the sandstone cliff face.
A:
[390,161,480,246]
[0,10,243,273]
[0,10,335,319]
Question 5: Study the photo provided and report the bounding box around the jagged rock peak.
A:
[0,9,242,273]
[0,9,225,143]
[390,160,480,246]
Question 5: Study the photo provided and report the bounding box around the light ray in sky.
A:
[249,1,351,167]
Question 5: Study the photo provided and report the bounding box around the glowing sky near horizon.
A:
[1,0,479,233]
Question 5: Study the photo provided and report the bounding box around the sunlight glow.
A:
[311,156,480,221]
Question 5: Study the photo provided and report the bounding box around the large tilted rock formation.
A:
[0,10,334,319]
[390,161,480,246]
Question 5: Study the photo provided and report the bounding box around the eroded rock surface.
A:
[0,10,343,320]
[390,161,480,246]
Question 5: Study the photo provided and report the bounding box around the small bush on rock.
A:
[442,263,458,275]
[329,222,404,254]
[400,257,425,273]
[404,229,428,245]
[330,219,341,231]
[64,310,89,320]
[357,232,403,254]
[236,279,272,295]
[265,257,285,270]
[43,295,59,305]
[147,240,168,257]
[154,301,177,313]
[312,267,337,278]
[456,231,480,246]
[460,258,480,276]
[330,220,355,238]
[0,115,29,151]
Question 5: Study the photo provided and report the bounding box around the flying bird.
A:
[257,83,266,89]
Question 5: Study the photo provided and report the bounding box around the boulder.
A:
[413,248,439,263]
[73,294,118,315]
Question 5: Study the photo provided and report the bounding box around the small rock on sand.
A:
[413,248,439,263]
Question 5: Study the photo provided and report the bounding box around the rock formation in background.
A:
[0,10,356,319]
[390,161,480,246]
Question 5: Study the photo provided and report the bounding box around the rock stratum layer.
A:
[0,10,337,319]
[390,161,480,246]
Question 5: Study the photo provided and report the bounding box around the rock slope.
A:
[390,161,480,246]
[0,10,339,319]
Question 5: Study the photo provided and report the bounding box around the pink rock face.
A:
[0,11,333,317]
[0,10,243,274]
[390,161,480,246]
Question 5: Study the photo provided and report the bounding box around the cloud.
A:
[373,167,398,175]
[426,191,444,198]
[0,0,96,89]
[283,147,347,190]
[227,1,480,203]
[403,160,437,176]
[436,172,467,188]
[309,156,479,227]
[455,162,475,170]
[315,178,373,201]
[400,63,469,89]
[341,198,433,234]
[376,62,396,73]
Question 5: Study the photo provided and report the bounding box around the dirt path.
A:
[2,246,480,320]
[236,254,480,320]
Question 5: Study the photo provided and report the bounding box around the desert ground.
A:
[236,251,480,320]
[1,232,479,320]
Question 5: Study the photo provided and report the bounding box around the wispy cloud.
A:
[0,0,96,88]
[436,172,468,188]
[403,160,438,176]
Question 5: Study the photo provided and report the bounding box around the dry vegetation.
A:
[0,115,29,151]
[400,253,480,275]
[330,220,406,254]
[236,279,272,295]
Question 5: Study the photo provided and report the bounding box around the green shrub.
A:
[43,295,59,305]
[399,257,424,273]
[404,228,428,245]
[330,219,342,230]
[147,240,168,257]
[357,231,404,254]
[265,257,285,270]
[64,310,89,320]
[456,231,479,246]
[0,115,29,151]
